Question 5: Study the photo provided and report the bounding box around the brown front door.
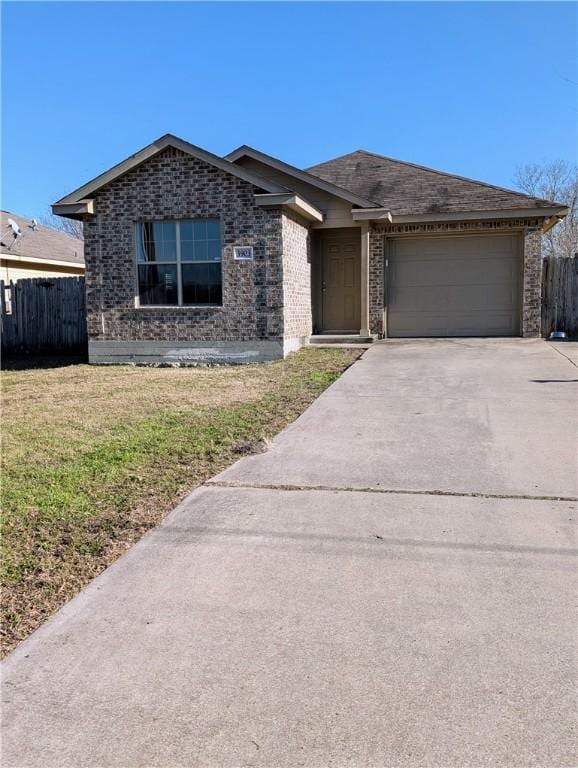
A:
[321,235,360,332]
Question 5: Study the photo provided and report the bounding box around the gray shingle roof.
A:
[1,211,84,265]
[306,150,560,215]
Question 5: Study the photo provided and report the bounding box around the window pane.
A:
[162,221,176,242]
[193,241,208,261]
[137,223,155,262]
[146,241,172,262]
[207,239,221,262]
[206,220,220,240]
[138,264,178,305]
[137,222,174,262]
[142,221,155,242]
[180,221,194,241]
[152,221,165,245]
[163,238,177,261]
[180,241,195,262]
[182,263,222,305]
[136,228,147,262]
[193,221,207,240]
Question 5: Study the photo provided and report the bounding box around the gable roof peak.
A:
[53,135,289,211]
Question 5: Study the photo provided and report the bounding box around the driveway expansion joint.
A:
[547,342,578,369]
[204,480,578,503]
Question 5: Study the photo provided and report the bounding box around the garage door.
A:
[386,234,522,337]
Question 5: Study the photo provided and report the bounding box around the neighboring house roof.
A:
[225,145,377,208]
[306,149,563,216]
[1,211,84,266]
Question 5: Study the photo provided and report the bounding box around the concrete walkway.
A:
[3,339,577,767]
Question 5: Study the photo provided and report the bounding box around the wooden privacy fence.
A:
[541,256,578,338]
[1,277,87,355]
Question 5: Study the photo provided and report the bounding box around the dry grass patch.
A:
[1,348,361,655]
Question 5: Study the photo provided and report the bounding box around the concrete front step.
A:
[309,334,375,345]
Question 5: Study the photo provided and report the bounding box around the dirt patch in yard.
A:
[1,348,361,656]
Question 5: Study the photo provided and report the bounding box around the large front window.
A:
[136,219,222,306]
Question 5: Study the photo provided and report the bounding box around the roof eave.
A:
[0,252,85,268]
[351,208,392,222]
[52,199,95,219]
[254,193,323,223]
[389,207,568,225]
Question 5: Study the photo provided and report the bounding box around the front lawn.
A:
[1,348,361,656]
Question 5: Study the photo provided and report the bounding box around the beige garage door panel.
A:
[387,235,522,337]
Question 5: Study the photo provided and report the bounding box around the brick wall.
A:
[281,213,312,343]
[522,227,543,337]
[369,229,385,335]
[83,147,286,344]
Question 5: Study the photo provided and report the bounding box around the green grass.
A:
[1,348,361,655]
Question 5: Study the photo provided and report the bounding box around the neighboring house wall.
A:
[368,218,544,338]
[84,147,296,364]
[281,213,312,352]
[0,261,84,282]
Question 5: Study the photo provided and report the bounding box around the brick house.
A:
[53,135,567,364]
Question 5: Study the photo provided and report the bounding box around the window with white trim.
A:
[136,219,222,306]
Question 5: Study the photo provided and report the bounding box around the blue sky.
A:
[1,1,577,219]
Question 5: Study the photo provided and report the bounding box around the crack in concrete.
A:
[204,480,578,503]
[548,342,578,369]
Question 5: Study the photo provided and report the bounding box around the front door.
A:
[321,235,360,332]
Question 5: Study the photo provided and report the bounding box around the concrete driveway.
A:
[3,339,577,767]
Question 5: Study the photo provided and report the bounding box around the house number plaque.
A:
[234,246,254,261]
